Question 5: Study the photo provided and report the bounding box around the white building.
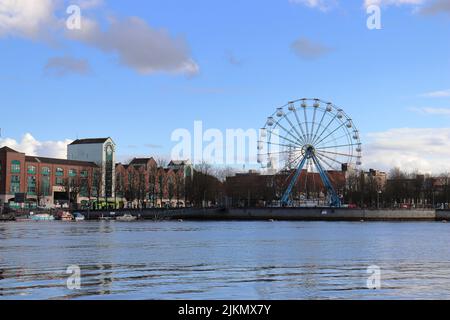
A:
[67,138,116,199]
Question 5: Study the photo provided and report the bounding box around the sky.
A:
[0,0,449,173]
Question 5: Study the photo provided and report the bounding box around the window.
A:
[11,160,21,173]
[56,167,64,176]
[10,175,20,194]
[56,177,64,186]
[105,144,114,198]
[69,169,77,177]
[28,165,36,175]
[80,170,88,178]
[27,176,36,195]
[80,179,89,197]
[41,176,50,196]
[42,167,50,176]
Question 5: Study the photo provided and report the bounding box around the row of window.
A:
[10,175,94,196]
[9,161,89,177]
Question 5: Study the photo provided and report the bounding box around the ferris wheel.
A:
[257,98,362,207]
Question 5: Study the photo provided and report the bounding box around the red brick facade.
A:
[115,158,187,208]
[0,146,98,207]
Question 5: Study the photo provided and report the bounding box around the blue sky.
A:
[0,0,449,172]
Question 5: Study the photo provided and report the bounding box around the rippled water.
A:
[1,220,450,300]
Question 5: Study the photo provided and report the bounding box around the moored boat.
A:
[73,213,85,221]
[57,211,74,221]
[116,213,137,222]
[31,213,55,221]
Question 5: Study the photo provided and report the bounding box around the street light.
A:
[377,190,382,209]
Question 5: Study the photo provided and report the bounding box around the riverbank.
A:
[65,207,450,222]
[4,207,450,222]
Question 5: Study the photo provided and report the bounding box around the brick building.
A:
[115,158,193,208]
[0,146,98,208]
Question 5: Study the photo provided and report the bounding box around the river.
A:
[0,221,449,300]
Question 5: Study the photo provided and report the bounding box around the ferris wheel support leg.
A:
[311,154,341,208]
[281,152,310,207]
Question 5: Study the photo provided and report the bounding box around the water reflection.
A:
[0,221,450,299]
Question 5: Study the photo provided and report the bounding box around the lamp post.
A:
[377,190,382,209]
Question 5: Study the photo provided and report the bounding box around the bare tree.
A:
[92,166,104,210]
[174,170,185,207]
[148,163,158,207]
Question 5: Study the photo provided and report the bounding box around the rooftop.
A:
[0,146,22,153]
[69,138,110,145]
[130,158,155,165]
[26,156,98,167]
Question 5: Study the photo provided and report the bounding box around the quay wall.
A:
[77,208,441,221]
[166,208,437,221]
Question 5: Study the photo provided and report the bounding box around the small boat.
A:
[73,213,85,221]
[116,213,137,222]
[59,211,74,221]
[31,213,55,221]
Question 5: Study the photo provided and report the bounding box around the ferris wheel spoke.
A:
[303,106,310,143]
[266,128,303,148]
[314,153,337,171]
[267,150,299,156]
[292,108,308,143]
[316,150,354,158]
[266,141,301,149]
[315,152,343,167]
[311,113,339,146]
[316,143,361,150]
[284,114,307,145]
[286,153,304,169]
[312,108,328,144]
[314,121,347,147]
[315,132,353,149]
[310,106,318,144]
[276,122,305,146]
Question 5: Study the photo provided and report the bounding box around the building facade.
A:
[115,158,192,208]
[68,138,116,200]
[0,146,98,208]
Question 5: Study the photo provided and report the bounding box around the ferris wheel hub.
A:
[301,144,315,159]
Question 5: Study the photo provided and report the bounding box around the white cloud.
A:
[0,133,72,159]
[410,107,450,116]
[421,89,450,98]
[364,128,450,174]
[291,37,333,59]
[44,56,91,77]
[67,16,199,75]
[364,0,425,8]
[420,0,450,15]
[73,0,104,9]
[289,0,338,11]
[0,0,58,39]
[0,0,199,76]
